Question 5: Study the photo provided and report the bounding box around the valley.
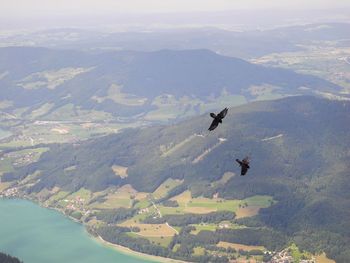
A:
[1,22,350,262]
[1,170,276,262]
[251,44,350,96]
[1,96,349,262]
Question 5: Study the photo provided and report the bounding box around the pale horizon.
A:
[2,0,350,17]
[1,0,349,31]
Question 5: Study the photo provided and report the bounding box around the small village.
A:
[270,249,316,263]
[0,187,19,198]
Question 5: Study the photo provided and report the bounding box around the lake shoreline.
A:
[94,235,187,263]
[0,196,186,263]
[50,204,187,263]
[49,201,188,263]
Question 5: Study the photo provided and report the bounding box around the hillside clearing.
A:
[217,241,265,252]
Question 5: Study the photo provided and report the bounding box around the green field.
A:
[0,147,49,174]
[46,190,70,205]
[252,45,350,93]
[65,188,92,203]
[166,190,273,216]
[0,156,14,174]
[152,178,183,199]
[127,232,173,247]
[190,224,217,234]
[134,199,150,209]
[193,247,205,256]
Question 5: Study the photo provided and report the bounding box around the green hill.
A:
[3,96,350,262]
[0,47,341,122]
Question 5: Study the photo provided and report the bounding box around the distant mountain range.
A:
[0,47,341,121]
[4,96,350,262]
[2,23,350,58]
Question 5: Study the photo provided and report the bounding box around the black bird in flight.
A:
[236,157,250,176]
[208,107,228,131]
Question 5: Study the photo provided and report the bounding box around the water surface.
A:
[0,199,153,263]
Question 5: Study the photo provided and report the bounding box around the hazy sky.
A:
[2,0,350,16]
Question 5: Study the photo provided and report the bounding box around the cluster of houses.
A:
[270,249,316,263]
[138,207,150,214]
[64,195,86,211]
[0,187,18,197]
[5,151,38,167]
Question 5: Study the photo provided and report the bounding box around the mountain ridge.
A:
[0,47,341,121]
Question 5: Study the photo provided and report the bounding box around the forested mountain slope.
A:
[3,96,350,261]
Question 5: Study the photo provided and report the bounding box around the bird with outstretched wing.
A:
[236,157,250,176]
[208,108,228,131]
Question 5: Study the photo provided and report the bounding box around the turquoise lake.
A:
[0,199,154,263]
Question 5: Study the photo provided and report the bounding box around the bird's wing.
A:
[208,119,219,131]
[236,159,242,165]
[243,156,250,164]
[210,113,217,118]
[241,164,248,176]
[218,108,228,119]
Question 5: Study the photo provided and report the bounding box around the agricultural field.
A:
[111,165,129,178]
[144,92,247,122]
[193,246,206,256]
[89,185,149,210]
[0,147,49,175]
[315,253,336,263]
[134,198,151,209]
[65,188,93,202]
[190,222,245,234]
[87,178,276,261]
[252,45,350,95]
[0,182,11,192]
[90,191,132,209]
[126,232,173,248]
[152,178,183,199]
[143,95,201,121]
[163,190,273,217]
[120,222,177,237]
[189,223,217,234]
[0,142,277,262]
[92,84,147,106]
[17,67,93,90]
[218,241,265,252]
[0,118,147,148]
[27,103,55,119]
[45,190,70,205]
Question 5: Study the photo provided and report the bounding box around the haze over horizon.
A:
[1,0,350,31]
[2,0,350,15]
